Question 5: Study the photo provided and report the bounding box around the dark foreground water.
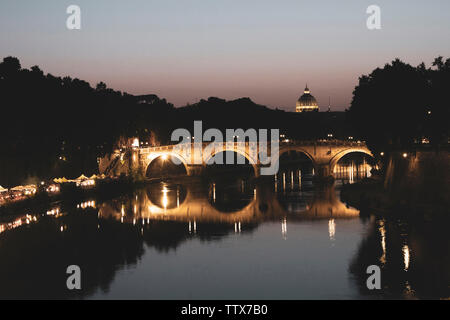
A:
[0,166,449,299]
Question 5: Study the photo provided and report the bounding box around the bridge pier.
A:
[253,165,261,178]
[186,165,205,176]
[314,164,334,182]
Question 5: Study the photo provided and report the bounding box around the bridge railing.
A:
[138,139,367,153]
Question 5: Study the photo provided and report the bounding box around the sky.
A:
[1,0,449,111]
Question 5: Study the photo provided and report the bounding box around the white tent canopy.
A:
[0,186,8,193]
[11,185,36,191]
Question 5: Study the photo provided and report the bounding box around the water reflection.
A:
[99,173,359,228]
[349,216,450,299]
[0,161,448,299]
[328,219,336,241]
[0,208,144,299]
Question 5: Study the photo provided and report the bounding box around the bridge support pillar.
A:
[186,165,205,176]
[314,164,334,182]
[253,165,261,178]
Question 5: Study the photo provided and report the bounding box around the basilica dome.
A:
[296,85,319,112]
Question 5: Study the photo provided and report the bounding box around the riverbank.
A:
[0,178,146,217]
[341,150,450,219]
[340,177,449,219]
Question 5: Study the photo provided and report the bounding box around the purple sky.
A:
[1,0,449,111]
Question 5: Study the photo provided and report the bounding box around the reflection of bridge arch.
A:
[141,188,259,223]
[99,181,360,225]
[146,184,188,210]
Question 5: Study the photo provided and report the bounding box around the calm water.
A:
[0,164,449,299]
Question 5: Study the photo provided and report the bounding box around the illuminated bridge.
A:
[100,140,373,179]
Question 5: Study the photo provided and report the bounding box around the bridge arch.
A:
[274,146,317,172]
[203,148,259,177]
[144,152,190,178]
[329,148,374,173]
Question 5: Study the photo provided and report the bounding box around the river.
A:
[0,162,448,299]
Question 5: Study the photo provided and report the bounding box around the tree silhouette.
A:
[0,56,174,186]
[348,57,449,154]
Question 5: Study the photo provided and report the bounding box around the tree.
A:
[428,57,450,144]
[96,81,107,91]
[0,56,21,79]
[348,59,431,153]
[0,57,175,186]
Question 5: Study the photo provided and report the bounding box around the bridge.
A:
[99,140,373,179]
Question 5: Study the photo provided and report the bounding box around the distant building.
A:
[296,85,319,112]
[136,94,159,104]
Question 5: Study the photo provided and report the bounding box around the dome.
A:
[296,85,319,112]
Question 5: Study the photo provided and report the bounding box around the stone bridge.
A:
[100,140,373,179]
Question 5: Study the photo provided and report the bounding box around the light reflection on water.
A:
[0,163,448,299]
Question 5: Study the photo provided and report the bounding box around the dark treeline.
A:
[348,57,450,154]
[0,57,174,186]
[2,56,448,186]
[0,56,350,186]
[170,97,350,141]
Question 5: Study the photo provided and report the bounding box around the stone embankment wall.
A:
[384,151,450,209]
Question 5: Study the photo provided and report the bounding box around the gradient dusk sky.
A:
[1,0,449,110]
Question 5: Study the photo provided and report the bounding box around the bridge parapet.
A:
[115,140,373,179]
[139,139,368,152]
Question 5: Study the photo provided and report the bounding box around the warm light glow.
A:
[161,154,168,161]
[162,186,169,209]
[380,152,384,156]
[281,218,287,240]
[328,219,335,241]
[379,220,386,265]
[403,244,410,271]
[403,153,408,158]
